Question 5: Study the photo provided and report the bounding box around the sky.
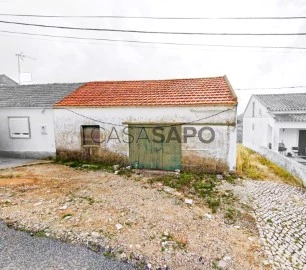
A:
[0,0,306,113]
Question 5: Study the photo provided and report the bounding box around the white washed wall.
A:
[54,106,237,170]
[243,96,274,150]
[243,96,306,154]
[0,108,56,158]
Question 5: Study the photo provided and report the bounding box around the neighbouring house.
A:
[0,74,18,86]
[54,76,238,171]
[0,83,82,158]
[243,93,306,157]
[243,93,306,184]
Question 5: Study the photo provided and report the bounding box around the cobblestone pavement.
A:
[232,180,306,270]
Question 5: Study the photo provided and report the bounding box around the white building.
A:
[243,94,306,157]
[54,76,238,171]
[0,83,82,158]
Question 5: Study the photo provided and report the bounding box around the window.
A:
[9,117,30,138]
[252,102,255,117]
[82,125,100,146]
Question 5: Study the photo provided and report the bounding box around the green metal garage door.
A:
[128,124,181,170]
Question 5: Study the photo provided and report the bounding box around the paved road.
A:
[0,222,132,270]
[0,157,37,169]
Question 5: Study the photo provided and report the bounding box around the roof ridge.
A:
[86,76,225,84]
[254,93,306,96]
[0,82,84,88]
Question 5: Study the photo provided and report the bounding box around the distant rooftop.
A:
[273,113,306,122]
[255,93,306,111]
[0,74,18,87]
[0,83,83,107]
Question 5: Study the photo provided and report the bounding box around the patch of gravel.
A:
[0,164,265,269]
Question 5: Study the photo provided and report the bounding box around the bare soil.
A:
[0,164,265,269]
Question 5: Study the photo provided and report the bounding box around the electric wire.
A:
[0,20,306,36]
[0,14,305,20]
[1,29,306,52]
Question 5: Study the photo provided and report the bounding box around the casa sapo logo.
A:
[91,126,215,144]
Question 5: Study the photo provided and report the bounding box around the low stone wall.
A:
[258,147,306,186]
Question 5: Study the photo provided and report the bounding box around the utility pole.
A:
[15,52,36,84]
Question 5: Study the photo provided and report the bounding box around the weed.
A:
[0,174,16,179]
[124,221,132,227]
[182,154,228,174]
[236,144,300,185]
[33,230,47,237]
[212,260,220,269]
[224,207,241,224]
[104,250,116,259]
[149,172,193,190]
[117,169,133,178]
[206,196,220,213]
[62,213,73,219]
[267,219,273,224]
[149,171,230,212]
[56,148,128,168]
[193,180,216,197]
[258,156,300,185]
[80,196,95,205]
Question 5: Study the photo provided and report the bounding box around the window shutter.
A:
[9,117,30,138]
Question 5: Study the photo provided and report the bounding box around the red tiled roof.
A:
[55,76,237,107]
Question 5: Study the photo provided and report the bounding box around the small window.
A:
[252,102,255,117]
[9,117,30,139]
[252,123,255,131]
[82,125,100,146]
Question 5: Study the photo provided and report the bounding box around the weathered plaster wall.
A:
[0,108,56,158]
[54,106,237,170]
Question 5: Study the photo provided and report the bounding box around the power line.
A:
[1,29,306,52]
[236,86,306,90]
[1,20,306,36]
[0,14,305,20]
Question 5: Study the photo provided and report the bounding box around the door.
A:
[128,124,182,170]
[298,130,306,155]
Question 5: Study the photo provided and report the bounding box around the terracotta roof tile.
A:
[55,76,237,107]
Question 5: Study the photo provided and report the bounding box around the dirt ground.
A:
[0,164,265,269]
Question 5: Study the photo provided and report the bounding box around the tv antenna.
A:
[15,52,36,84]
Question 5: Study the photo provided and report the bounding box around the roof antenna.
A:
[15,52,36,84]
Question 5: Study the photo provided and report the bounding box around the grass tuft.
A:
[182,154,228,174]
[149,171,236,212]
[236,144,301,186]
